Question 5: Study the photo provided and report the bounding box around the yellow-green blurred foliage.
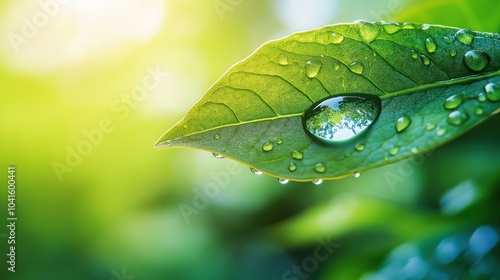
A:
[1,0,499,279]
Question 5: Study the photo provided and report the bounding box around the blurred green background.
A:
[1,0,500,279]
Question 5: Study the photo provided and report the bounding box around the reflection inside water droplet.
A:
[463,50,490,72]
[303,94,381,144]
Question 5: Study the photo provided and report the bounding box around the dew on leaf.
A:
[389,146,400,156]
[312,179,323,185]
[214,133,220,140]
[436,128,447,136]
[447,110,469,126]
[444,94,465,110]
[411,147,419,154]
[355,143,366,151]
[463,50,490,72]
[278,178,289,184]
[349,61,365,74]
[331,32,345,44]
[314,163,326,173]
[420,54,431,66]
[443,36,454,44]
[425,37,437,53]
[475,106,484,116]
[276,138,283,145]
[411,50,419,59]
[262,142,274,152]
[425,123,436,131]
[250,167,263,175]
[455,29,474,45]
[303,94,381,144]
[288,162,297,172]
[485,83,500,102]
[212,153,224,159]
[402,22,415,29]
[396,116,412,132]
[353,172,362,178]
[382,22,401,34]
[356,20,380,43]
[278,54,288,65]
[449,49,458,57]
[291,150,303,160]
[421,23,430,30]
[478,92,487,102]
[305,60,322,78]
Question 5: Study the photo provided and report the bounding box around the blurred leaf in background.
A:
[0,0,499,279]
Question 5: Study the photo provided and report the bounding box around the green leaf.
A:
[155,21,500,182]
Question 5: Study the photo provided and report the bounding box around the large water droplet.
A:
[356,20,380,43]
[303,94,381,144]
[262,142,274,152]
[444,94,465,110]
[278,178,289,184]
[312,179,323,185]
[331,32,345,44]
[250,167,263,175]
[382,22,401,34]
[305,60,322,78]
[355,143,365,151]
[314,163,326,173]
[288,162,297,172]
[425,37,437,53]
[447,110,469,126]
[396,116,412,132]
[455,29,474,45]
[389,146,400,156]
[463,50,490,72]
[278,54,288,66]
[212,153,224,159]
[291,150,303,160]
[485,83,500,102]
[420,54,431,66]
[349,61,365,74]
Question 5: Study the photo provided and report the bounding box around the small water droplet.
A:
[478,92,487,102]
[303,94,381,144]
[314,163,326,173]
[384,156,389,161]
[356,20,380,43]
[349,61,365,74]
[411,147,419,154]
[422,23,431,30]
[475,106,484,116]
[455,29,474,45]
[444,94,466,110]
[278,178,289,184]
[447,110,469,126]
[420,54,431,66]
[425,37,437,53]
[425,123,436,131]
[436,127,447,136]
[402,22,415,29]
[449,49,458,57]
[411,50,419,59]
[344,153,352,158]
[355,143,365,151]
[278,54,288,65]
[288,162,297,172]
[213,153,224,159]
[382,22,401,34]
[353,172,362,178]
[276,138,283,145]
[396,115,412,132]
[312,179,323,185]
[250,167,263,175]
[463,50,490,72]
[305,60,322,78]
[333,61,340,70]
[262,142,274,152]
[291,150,303,160]
[389,146,400,156]
[331,32,345,44]
[485,83,500,102]
[214,133,220,140]
[443,36,454,44]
